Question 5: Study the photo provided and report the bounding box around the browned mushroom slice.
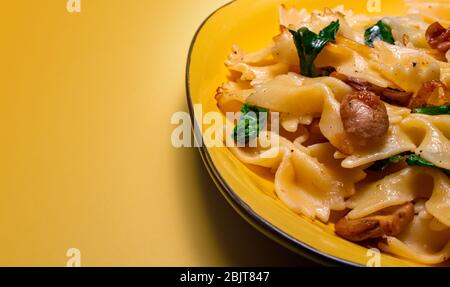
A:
[371,86,413,107]
[330,72,413,106]
[335,203,414,242]
[340,91,390,147]
[330,72,370,91]
[426,22,450,53]
[408,80,450,109]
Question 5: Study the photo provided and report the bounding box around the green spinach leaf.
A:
[369,152,449,176]
[290,20,340,77]
[364,20,395,48]
[405,154,438,168]
[368,153,406,171]
[233,104,268,144]
[414,104,450,115]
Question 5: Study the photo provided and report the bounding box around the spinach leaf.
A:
[319,20,341,40]
[233,104,268,144]
[369,152,449,176]
[405,154,450,176]
[414,104,450,115]
[290,20,340,77]
[364,20,395,48]
[368,153,406,171]
[405,154,436,168]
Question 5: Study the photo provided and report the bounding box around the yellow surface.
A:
[188,0,438,266]
[0,0,310,266]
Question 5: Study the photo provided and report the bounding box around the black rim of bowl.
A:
[185,1,361,267]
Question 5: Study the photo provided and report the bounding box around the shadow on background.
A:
[178,144,319,266]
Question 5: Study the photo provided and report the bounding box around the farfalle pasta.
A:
[215,2,450,265]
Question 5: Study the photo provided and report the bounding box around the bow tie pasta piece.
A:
[379,212,450,265]
[318,91,349,153]
[273,27,300,67]
[275,148,347,222]
[226,44,274,66]
[280,113,313,133]
[386,103,412,124]
[317,37,395,88]
[370,41,444,93]
[246,75,326,115]
[246,74,355,152]
[225,45,289,87]
[341,125,416,168]
[401,114,450,170]
[215,86,254,113]
[307,143,367,198]
[278,5,310,29]
[226,62,289,87]
[427,175,450,227]
[346,166,450,222]
[246,73,352,114]
[273,142,367,222]
[382,16,430,48]
[279,5,371,43]
[342,112,450,169]
[228,132,296,171]
[406,0,450,26]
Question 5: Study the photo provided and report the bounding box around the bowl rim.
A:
[185,0,362,267]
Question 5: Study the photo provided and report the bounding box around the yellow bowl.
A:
[186,0,425,266]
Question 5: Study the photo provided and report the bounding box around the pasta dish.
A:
[215,1,450,265]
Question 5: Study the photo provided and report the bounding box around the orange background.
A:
[0,0,309,266]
